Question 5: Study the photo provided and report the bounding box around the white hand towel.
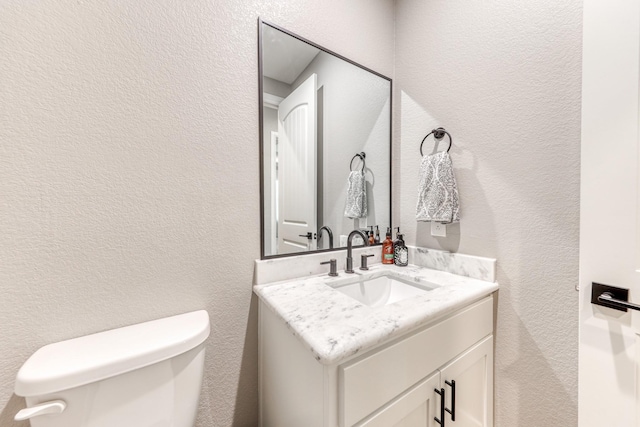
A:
[344,170,368,219]
[416,151,460,223]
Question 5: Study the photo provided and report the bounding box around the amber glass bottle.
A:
[382,227,394,264]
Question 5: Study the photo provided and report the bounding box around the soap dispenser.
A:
[393,227,401,252]
[382,227,394,264]
[374,225,381,244]
[393,228,408,267]
[368,226,375,245]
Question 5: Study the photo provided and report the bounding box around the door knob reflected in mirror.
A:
[299,232,313,240]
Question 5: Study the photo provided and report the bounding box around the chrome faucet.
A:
[318,226,334,249]
[346,229,370,273]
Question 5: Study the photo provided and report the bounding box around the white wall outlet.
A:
[431,222,447,237]
[357,216,367,228]
[339,235,348,247]
[352,236,364,246]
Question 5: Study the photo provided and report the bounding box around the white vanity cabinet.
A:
[258,295,495,427]
[354,336,493,427]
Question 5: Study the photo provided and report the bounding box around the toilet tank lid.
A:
[14,310,210,397]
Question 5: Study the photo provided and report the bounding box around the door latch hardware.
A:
[591,282,640,312]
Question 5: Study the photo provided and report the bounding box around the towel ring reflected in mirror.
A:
[350,152,366,171]
[420,127,452,156]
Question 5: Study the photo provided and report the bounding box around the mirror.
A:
[259,20,392,258]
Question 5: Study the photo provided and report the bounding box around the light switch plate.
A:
[431,222,447,237]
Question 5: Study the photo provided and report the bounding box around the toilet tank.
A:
[14,310,210,427]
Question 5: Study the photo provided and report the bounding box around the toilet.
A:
[14,310,210,427]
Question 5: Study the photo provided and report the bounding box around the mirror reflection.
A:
[260,21,391,258]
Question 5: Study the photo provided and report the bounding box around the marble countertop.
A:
[254,263,499,365]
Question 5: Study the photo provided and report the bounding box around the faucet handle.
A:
[321,259,338,277]
[360,254,375,271]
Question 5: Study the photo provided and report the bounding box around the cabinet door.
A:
[439,336,493,427]
[357,372,440,427]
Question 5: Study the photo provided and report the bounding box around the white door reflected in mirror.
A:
[276,74,317,255]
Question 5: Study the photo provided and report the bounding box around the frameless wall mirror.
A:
[259,19,392,259]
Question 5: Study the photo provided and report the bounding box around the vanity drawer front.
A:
[339,296,493,427]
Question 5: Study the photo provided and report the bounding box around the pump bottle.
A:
[393,228,408,267]
[382,227,394,264]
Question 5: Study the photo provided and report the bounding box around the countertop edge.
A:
[254,265,499,365]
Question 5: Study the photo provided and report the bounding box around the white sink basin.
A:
[330,273,437,307]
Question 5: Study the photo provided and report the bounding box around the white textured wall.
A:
[0,1,394,426]
[394,1,582,426]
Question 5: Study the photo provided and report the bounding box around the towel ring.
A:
[420,128,452,156]
[350,152,366,171]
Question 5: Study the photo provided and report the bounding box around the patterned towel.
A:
[416,151,460,223]
[344,170,368,218]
